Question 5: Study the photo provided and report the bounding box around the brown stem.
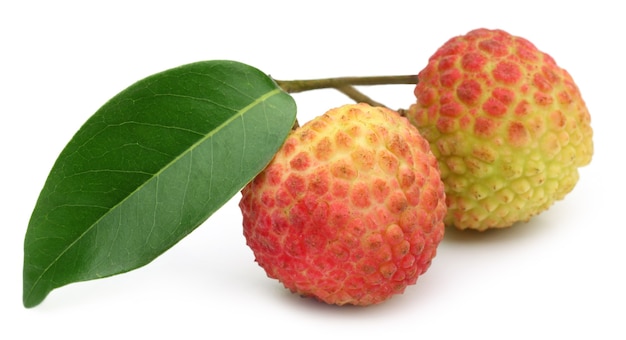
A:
[274,75,418,93]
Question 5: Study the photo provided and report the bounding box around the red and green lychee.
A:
[239,103,446,306]
[405,28,593,231]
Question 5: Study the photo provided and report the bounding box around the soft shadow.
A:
[272,285,409,317]
[277,289,376,311]
[270,274,440,319]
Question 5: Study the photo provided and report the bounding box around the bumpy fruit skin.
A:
[239,103,446,306]
[406,28,593,231]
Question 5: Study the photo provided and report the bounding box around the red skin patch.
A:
[440,68,462,88]
[478,38,509,57]
[351,183,371,208]
[285,174,306,198]
[332,180,350,198]
[493,61,522,84]
[474,116,498,137]
[461,52,487,72]
[438,55,458,71]
[515,40,540,62]
[457,79,482,105]
[372,178,390,203]
[290,151,311,171]
[281,137,297,156]
[308,168,330,195]
[482,97,508,117]
[266,163,284,186]
[436,116,456,133]
[440,101,463,117]
[492,87,515,105]
[416,86,436,106]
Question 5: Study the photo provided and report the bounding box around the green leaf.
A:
[23,60,296,308]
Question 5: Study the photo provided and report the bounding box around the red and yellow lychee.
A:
[239,103,446,306]
[406,28,593,230]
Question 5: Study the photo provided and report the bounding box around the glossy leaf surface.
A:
[23,60,296,307]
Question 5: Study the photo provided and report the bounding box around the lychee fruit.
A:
[405,28,593,231]
[239,103,446,306]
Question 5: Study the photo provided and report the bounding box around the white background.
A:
[2,1,623,339]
